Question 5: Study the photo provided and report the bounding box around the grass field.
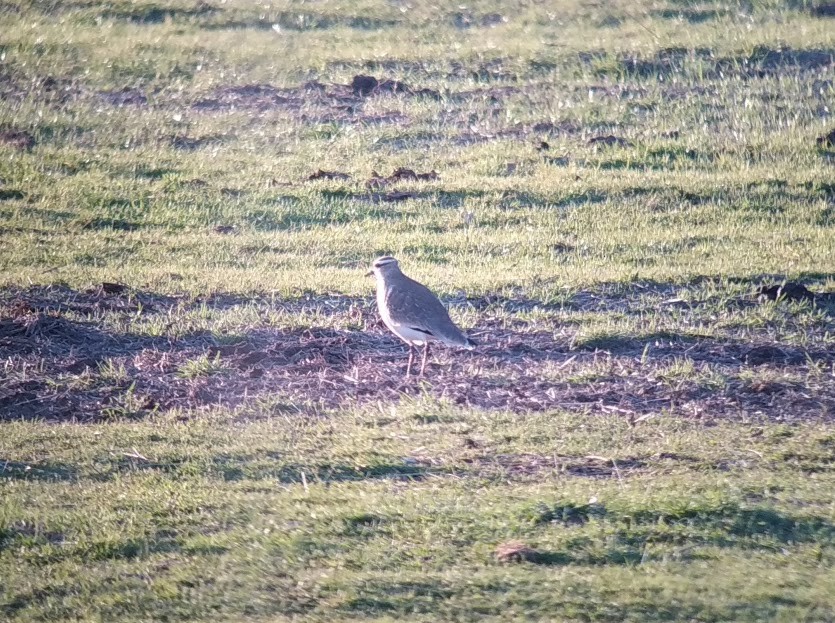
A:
[2,0,835,620]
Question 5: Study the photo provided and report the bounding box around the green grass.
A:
[2,0,835,620]
[3,409,835,621]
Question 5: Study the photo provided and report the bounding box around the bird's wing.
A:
[385,277,469,346]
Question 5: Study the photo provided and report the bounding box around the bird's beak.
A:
[365,270,374,277]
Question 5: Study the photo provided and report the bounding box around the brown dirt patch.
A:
[1,285,834,423]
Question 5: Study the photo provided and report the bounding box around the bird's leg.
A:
[420,342,431,377]
[405,344,415,377]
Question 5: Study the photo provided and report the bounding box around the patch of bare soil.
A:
[1,285,834,423]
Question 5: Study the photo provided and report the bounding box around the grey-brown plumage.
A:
[368,256,476,376]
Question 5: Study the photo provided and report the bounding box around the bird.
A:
[367,255,476,377]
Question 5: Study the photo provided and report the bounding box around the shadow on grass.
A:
[0,460,78,482]
[213,459,440,483]
[574,330,699,353]
[650,8,727,22]
[100,4,216,24]
[529,499,835,547]
[1,456,440,484]
[246,200,397,230]
[594,46,835,79]
[202,14,401,32]
[342,581,456,614]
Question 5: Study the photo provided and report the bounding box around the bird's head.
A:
[366,255,400,278]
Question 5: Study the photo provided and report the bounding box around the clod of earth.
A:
[351,74,379,96]
[350,74,440,99]
[213,225,236,235]
[588,135,633,147]
[757,282,816,302]
[366,167,439,189]
[495,541,544,563]
[96,282,128,295]
[307,169,351,181]
[390,167,438,181]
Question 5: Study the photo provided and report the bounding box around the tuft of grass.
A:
[177,352,223,379]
